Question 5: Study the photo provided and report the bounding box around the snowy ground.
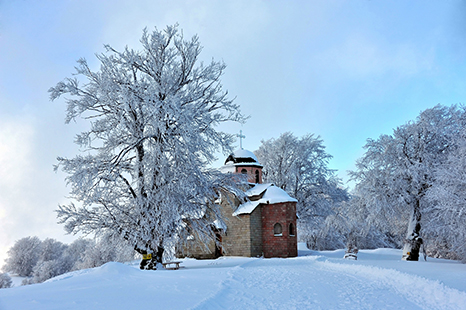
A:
[1,244,466,310]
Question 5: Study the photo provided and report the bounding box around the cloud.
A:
[0,115,35,265]
[0,109,77,266]
[0,117,34,186]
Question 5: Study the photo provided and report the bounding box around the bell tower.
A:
[222,149,262,184]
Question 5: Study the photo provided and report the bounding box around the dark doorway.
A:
[214,232,223,258]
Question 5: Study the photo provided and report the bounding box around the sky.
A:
[1,0,466,265]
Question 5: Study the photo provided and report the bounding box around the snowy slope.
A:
[1,245,466,310]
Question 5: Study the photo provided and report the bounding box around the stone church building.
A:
[182,149,298,259]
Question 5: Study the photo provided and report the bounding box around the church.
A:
[181,148,298,259]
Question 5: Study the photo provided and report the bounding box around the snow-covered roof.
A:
[224,149,262,167]
[232,200,261,216]
[244,183,273,197]
[233,184,297,216]
[231,162,263,167]
[261,186,298,204]
[233,149,259,162]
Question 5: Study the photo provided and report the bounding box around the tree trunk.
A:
[138,246,164,270]
[402,202,423,261]
[344,232,359,260]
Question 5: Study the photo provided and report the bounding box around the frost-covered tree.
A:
[2,236,42,277]
[0,273,12,289]
[426,127,466,261]
[350,105,466,261]
[74,234,136,270]
[255,132,349,249]
[26,239,69,284]
[4,236,133,285]
[50,25,244,269]
[337,192,406,250]
[73,244,112,270]
[29,260,65,284]
[61,238,95,272]
[38,238,68,263]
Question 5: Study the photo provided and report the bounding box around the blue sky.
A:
[1,0,466,264]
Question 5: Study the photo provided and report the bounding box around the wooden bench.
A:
[162,261,182,270]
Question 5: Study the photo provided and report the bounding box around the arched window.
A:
[289,223,295,236]
[274,223,282,236]
[255,170,260,183]
[241,169,248,174]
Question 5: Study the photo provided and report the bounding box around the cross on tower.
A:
[237,130,246,149]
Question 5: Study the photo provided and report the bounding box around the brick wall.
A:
[235,166,262,184]
[260,202,298,258]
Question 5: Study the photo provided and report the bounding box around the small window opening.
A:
[241,169,248,174]
[289,223,295,236]
[274,223,283,236]
[255,170,260,183]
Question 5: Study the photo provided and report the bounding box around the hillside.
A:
[1,244,465,310]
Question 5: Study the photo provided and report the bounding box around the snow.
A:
[234,184,298,216]
[2,245,466,310]
[213,219,227,231]
[223,149,263,167]
[261,185,298,204]
[232,200,261,216]
[219,162,236,174]
[244,183,273,196]
[232,149,259,163]
[234,162,263,167]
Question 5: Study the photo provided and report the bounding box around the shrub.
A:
[0,273,12,288]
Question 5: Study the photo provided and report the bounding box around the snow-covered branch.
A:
[50,25,245,268]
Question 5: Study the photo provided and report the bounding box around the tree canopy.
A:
[50,25,245,268]
[255,132,349,249]
[350,105,466,260]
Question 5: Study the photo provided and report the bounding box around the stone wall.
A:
[249,207,263,257]
[177,189,261,259]
[221,192,252,256]
[180,234,217,259]
[220,190,263,257]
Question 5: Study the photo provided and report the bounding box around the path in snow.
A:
[190,256,466,310]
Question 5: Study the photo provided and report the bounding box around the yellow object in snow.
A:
[142,253,152,260]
